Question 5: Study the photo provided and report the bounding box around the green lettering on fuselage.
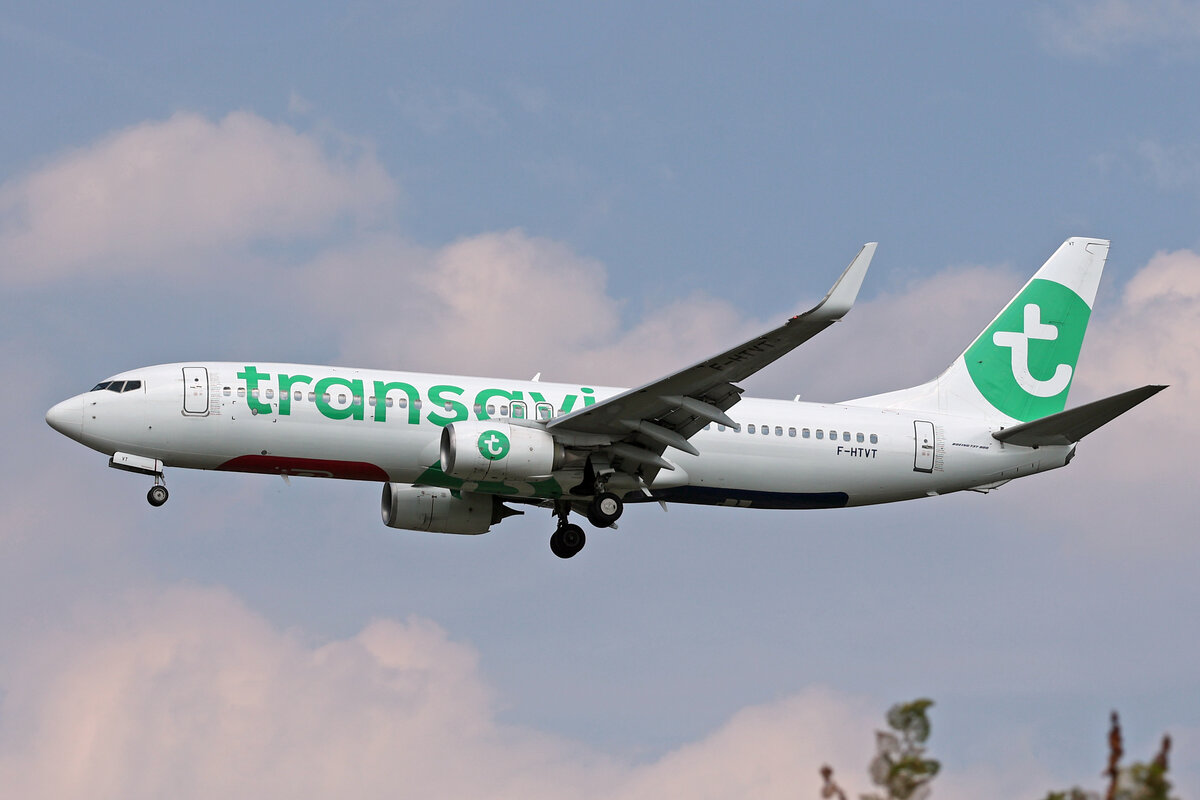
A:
[234,366,596,428]
[315,376,364,421]
[473,388,523,420]
[238,366,274,414]
[277,373,312,415]
[373,380,421,424]
[427,384,468,426]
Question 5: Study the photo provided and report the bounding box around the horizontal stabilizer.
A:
[992,385,1166,447]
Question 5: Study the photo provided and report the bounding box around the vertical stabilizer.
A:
[847,237,1109,423]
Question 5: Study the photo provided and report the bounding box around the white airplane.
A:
[46,237,1163,558]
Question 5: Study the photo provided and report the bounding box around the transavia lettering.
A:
[836,446,878,458]
[235,366,596,426]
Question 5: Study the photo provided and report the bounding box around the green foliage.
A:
[860,699,940,800]
[823,704,1179,800]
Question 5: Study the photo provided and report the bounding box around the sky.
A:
[2,2,1199,797]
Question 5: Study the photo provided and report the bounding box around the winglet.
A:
[801,242,877,321]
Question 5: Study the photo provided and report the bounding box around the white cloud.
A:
[1034,0,1200,57]
[4,583,1174,800]
[1032,0,1200,56]
[293,228,763,387]
[0,112,396,284]
[0,584,884,800]
[1134,139,1200,191]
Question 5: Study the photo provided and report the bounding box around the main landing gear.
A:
[550,521,586,559]
[548,491,625,559]
[587,491,623,528]
[146,475,169,507]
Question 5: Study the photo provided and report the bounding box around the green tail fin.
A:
[848,237,1109,423]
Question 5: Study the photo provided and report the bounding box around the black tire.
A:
[549,529,572,559]
[559,523,586,555]
[147,485,169,507]
[587,491,623,527]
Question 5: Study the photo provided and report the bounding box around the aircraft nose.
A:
[46,395,84,440]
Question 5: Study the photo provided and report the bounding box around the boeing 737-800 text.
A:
[46,238,1164,558]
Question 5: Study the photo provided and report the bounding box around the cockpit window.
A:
[90,379,142,392]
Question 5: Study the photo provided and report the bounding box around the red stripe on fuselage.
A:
[217,455,388,481]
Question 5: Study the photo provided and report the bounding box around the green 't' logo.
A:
[964,279,1091,422]
[477,430,510,460]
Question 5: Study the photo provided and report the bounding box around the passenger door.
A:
[182,366,209,416]
[913,420,935,473]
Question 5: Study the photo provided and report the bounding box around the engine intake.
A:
[440,421,562,481]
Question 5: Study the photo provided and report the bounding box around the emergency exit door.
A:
[914,420,935,473]
[182,366,209,415]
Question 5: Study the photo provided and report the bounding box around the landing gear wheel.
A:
[147,485,169,507]
[587,491,623,528]
[550,524,586,559]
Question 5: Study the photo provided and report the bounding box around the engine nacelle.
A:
[440,421,562,481]
[380,483,495,534]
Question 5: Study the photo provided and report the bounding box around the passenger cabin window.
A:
[788,427,796,437]
[775,426,783,437]
[843,431,851,442]
[870,434,878,444]
[747,424,756,434]
[265,388,274,399]
[238,388,246,398]
[816,430,824,440]
[762,425,769,436]
[857,432,864,443]
[487,404,496,415]
[223,387,232,397]
[802,428,810,438]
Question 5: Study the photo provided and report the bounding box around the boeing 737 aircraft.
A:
[46,238,1163,558]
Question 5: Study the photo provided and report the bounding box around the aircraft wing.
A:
[546,243,876,478]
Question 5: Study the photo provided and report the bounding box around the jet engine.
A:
[440,421,563,481]
[381,483,501,534]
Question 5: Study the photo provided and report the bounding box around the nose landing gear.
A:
[147,476,169,507]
